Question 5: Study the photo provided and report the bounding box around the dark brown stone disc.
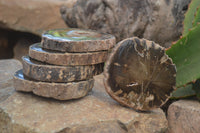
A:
[29,43,109,66]
[22,56,103,82]
[104,37,176,111]
[41,28,116,52]
[14,69,94,100]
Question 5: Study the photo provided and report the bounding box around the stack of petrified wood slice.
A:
[13,28,116,100]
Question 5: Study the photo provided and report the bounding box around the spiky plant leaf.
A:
[171,84,195,99]
[166,24,200,87]
[183,0,200,36]
[193,6,200,27]
[193,80,200,100]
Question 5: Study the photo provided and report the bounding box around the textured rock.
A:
[0,59,22,89]
[14,69,94,100]
[0,74,167,133]
[13,35,41,61]
[60,0,191,47]
[0,30,13,59]
[0,28,40,60]
[167,100,200,133]
[0,59,22,102]
[0,0,77,35]
[41,28,116,52]
[29,43,109,66]
[22,56,104,82]
[104,37,176,111]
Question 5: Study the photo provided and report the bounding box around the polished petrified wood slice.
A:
[41,28,116,52]
[14,70,94,100]
[22,56,103,82]
[104,37,176,111]
[29,43,109,66]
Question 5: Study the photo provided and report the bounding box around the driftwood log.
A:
[29,43,109,66]
[22,56,103,82]
[104,37,176,111]
[41,28,116,52]
[14,70,94,100]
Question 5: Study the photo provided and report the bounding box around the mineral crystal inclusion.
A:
[43,29,102,41]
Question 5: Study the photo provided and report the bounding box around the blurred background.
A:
[0,0,190,61]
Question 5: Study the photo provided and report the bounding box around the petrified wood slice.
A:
[41,28,116,52]
[22,56,103,82]
[14,69,94,100]
[29,43,109,66]
[104,37,176,111]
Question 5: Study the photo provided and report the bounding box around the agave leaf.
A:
[171,84,195,99]
[193,6,200,27]
[192,79,200,100]
[183,0,200,36]
[166,24,200,87]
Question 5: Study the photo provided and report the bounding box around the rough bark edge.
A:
[14,70,94,100]
[22,56,103,82]
[103,37,176,111]
[29,43,109,66]
[41,29,116,52]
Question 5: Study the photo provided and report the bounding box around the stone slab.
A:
[14,69,94,100]
[41,28,116,52]
[0,59,22,102]
[167,100,200,133]
[29,43,109,66]
[0,0,77,35]
[0,74,168,133]
[22,56,103,82]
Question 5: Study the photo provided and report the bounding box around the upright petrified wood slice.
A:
[29,43,109,66]
[104,37,176,111]
[22,56,103,82]
[41,28,116,52]
[14,70,94,100]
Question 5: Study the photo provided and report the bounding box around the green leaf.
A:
[171,84,195,99]
[192,79,200,100]
[166,24,200,87]
[183,0,200,36]
[193,6,200,27]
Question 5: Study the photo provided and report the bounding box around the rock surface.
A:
[0,28,40,60]
[13,35,41,61]
[29,43,109,66]
[0,59,22,102]
[0,0,77,35]
[60,0,191,47]
[0,59,168,133]
[167,100,200,133]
